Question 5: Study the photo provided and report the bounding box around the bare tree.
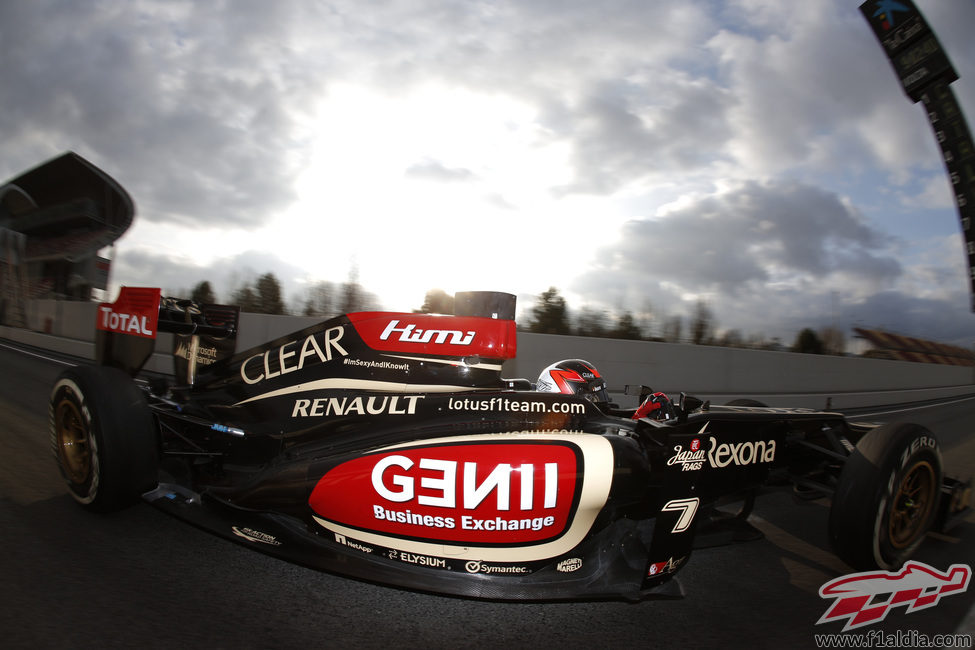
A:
[302,281,337,317]
[191,280,216,304]
[819,326,847,356]
[662,315,683,343]
[612,311,643,340]
[420,289,454,314]
[690,300,714,345]
[575,306,609,338]
[528,287,570,334]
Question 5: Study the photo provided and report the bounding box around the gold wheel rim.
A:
[889,460,936,549]
[56,399,90,484]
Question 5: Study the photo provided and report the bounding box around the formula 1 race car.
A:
[49,288,972,601]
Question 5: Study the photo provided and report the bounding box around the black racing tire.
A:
[724,399,768,407]
[828,422,942,570]
[49,364,158,512]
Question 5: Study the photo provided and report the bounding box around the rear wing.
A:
[95,286,239,382]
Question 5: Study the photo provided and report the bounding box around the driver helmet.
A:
[536,359,609,406]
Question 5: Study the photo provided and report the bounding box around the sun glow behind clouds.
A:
[269,83,620,310]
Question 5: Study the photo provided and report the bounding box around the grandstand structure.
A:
[854,327,975,366]
[0,152,133,327]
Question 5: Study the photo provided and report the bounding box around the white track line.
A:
[847,394,975,419]
[0,341,77,367]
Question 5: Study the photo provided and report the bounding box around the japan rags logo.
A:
[817,561,971,631]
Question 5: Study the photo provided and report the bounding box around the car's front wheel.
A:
[828,422,942,570]
[50,364,158,512]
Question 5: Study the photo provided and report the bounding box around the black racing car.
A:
[49,288,971,601]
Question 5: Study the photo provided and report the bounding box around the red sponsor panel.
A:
[346,312,517,359]
[309,441,581,545]
[96,287,161,339]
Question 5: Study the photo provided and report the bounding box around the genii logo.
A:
[310,440,581,546]
[817,561,971,631]
[309,431,613,563]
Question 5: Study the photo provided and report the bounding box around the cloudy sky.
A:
[2,0,974,345]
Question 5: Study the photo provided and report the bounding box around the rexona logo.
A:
[309,441,581,545]
[96,287,161,339]
[707,437,776,468]
[817,561,971,631]
[380,319,475,346]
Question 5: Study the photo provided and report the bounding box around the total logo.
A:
[98,307,156,337]
[96,287,161,339]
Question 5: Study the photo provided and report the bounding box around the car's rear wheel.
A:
[50,365,158,512]
[828,422,942,570]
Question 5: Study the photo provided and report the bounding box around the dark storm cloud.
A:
[0,1,319,228]
[1,0,959,225]
[113,247,309,304]
[587,179,900,292]
[549,76,734,195]
[572,179,907,339]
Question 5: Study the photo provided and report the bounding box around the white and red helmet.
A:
[535,359,609,406]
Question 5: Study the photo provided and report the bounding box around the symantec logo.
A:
[96,287,161,339]
[309,441,581,545]
[817,561,971,631]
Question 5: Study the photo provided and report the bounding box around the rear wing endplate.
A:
[95,286,239,381]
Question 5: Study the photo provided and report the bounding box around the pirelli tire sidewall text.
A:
[828,422,943,571]
[49,364,159,512]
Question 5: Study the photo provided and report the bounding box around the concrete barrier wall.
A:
[7,300,974,410]
[504,332,975,409]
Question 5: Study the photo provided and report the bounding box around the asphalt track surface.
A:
[1,340,973,649]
